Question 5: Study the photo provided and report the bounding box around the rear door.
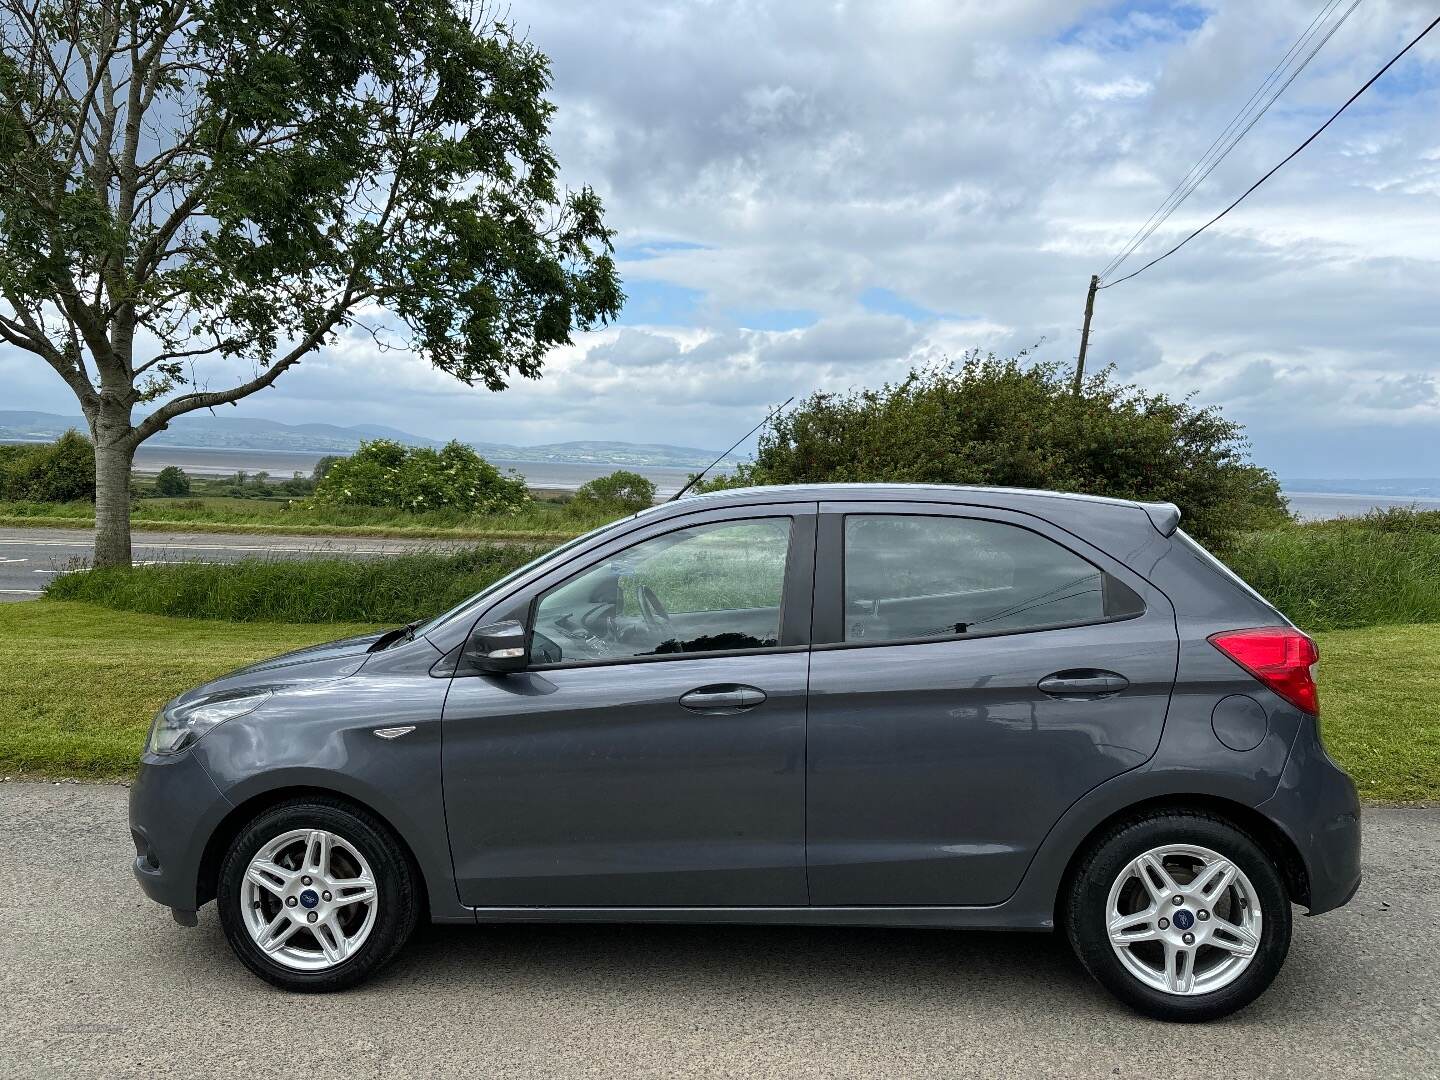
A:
[806,501,1178,906]
[442,503,816,908]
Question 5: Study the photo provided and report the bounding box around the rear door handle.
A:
[680,684,767,714]
[1038,670,1129,698]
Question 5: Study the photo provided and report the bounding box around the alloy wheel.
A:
[1105,842,1262,996]
[241,828,378,972]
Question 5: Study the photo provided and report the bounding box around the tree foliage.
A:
[0,0,622,564]
[153,464,190,496]
[310,438,527,513]
[0,429,96,501]
[704,351,1287,547]
[571,469,657,515]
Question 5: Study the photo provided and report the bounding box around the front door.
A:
[443,508,815,908]
[806,503,1178,907]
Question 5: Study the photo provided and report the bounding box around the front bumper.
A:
[129,750,233,919]
[1257,718,1362,915]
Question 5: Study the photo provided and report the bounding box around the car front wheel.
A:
[218,798,419,992]
[1064,810,1292,1022]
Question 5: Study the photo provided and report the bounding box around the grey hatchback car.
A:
[130,484,1360,1021]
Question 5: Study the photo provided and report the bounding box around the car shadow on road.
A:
[384,920,1091,1005]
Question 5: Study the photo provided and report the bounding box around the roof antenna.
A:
[668,396,794,502]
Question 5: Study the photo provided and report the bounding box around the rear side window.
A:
[842,515,1142,642]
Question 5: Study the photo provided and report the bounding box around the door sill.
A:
[465,904,1050,930]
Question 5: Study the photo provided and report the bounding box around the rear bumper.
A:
[129,750,232,918]
[1257,718,1362,915]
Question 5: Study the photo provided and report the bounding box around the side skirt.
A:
[462,906,1054,930]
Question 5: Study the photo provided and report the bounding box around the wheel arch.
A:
[196,785,432,917]
[1052,793,1311,926]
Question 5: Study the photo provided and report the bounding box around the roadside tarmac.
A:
[0,782,1436,1079]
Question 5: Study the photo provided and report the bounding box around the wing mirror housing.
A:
[463,619,530,675]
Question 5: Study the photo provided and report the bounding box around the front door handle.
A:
[1038,669,1129,698]
[680,684,767,714]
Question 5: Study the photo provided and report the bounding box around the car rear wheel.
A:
[1064,810,1292,1022]
[218,799,419,992]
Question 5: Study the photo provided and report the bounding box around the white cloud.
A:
[4,0,1438,476]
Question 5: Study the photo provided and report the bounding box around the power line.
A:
[1098,0,1348,281]
[1098,0,1364,283]
[1101,10,1440,290]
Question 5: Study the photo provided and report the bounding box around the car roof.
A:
[646,483,1181,536]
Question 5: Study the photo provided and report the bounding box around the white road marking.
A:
[0,589,41,594]
[0,537,409,554]
[0,557,25,563]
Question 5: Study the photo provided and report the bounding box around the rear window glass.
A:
[842,515,1141,642]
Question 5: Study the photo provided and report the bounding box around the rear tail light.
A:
[1208,626,1319,716]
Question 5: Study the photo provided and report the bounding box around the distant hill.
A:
[0,410,740,469]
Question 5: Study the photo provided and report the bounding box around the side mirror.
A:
[463,619,530,675]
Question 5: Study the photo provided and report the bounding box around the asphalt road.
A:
[0,526,470,600]
[0,783,1436,1079]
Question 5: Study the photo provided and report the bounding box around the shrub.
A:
[312,439,529,514]
[571,469,657,514]
[153,465,191,497]
[701,350,1287,548]
[0,430,96,502]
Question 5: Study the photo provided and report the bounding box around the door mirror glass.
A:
[464,619,530,674]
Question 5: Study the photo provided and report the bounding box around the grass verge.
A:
[0,602,1434,799]
[44,544,545,623]
[1220,508,1440,631]
[0,602,377,777]
[1314,621,1440,804]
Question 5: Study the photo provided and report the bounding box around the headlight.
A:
[147,691,272,755]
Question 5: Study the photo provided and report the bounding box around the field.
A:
[0,601,1434,801]
[5,505,1440,797]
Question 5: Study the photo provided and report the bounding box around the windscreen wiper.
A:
[368,619,424,652]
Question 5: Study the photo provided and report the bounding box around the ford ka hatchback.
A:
[129,485,1360,1021]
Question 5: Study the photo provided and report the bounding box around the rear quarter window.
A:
[842,514,1143,643]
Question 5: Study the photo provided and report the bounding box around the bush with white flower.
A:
[311,439,528,514]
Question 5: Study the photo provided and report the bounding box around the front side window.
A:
[843,515,1138,642]
[532,518,792,663]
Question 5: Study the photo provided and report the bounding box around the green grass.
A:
[0,497,615,542]
[0,602,1434,798]
[0,602,378,777]
[1314,622,1440,803]
[44,544,545,623]
[1219,508,1440,632]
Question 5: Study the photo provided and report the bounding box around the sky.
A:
[4,0,1439,478]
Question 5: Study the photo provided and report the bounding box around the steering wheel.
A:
[637,584,674,633]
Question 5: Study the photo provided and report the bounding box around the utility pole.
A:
[1072,274,1099,395]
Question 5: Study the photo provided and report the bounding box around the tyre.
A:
[1063,810,1292,1022]
[218,798,420,992]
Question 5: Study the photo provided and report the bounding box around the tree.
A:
[571,469,657,515]
[0,0,622,566]
[703,351,1287,548]
[311,437,527,513]
[153,464,189,496]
